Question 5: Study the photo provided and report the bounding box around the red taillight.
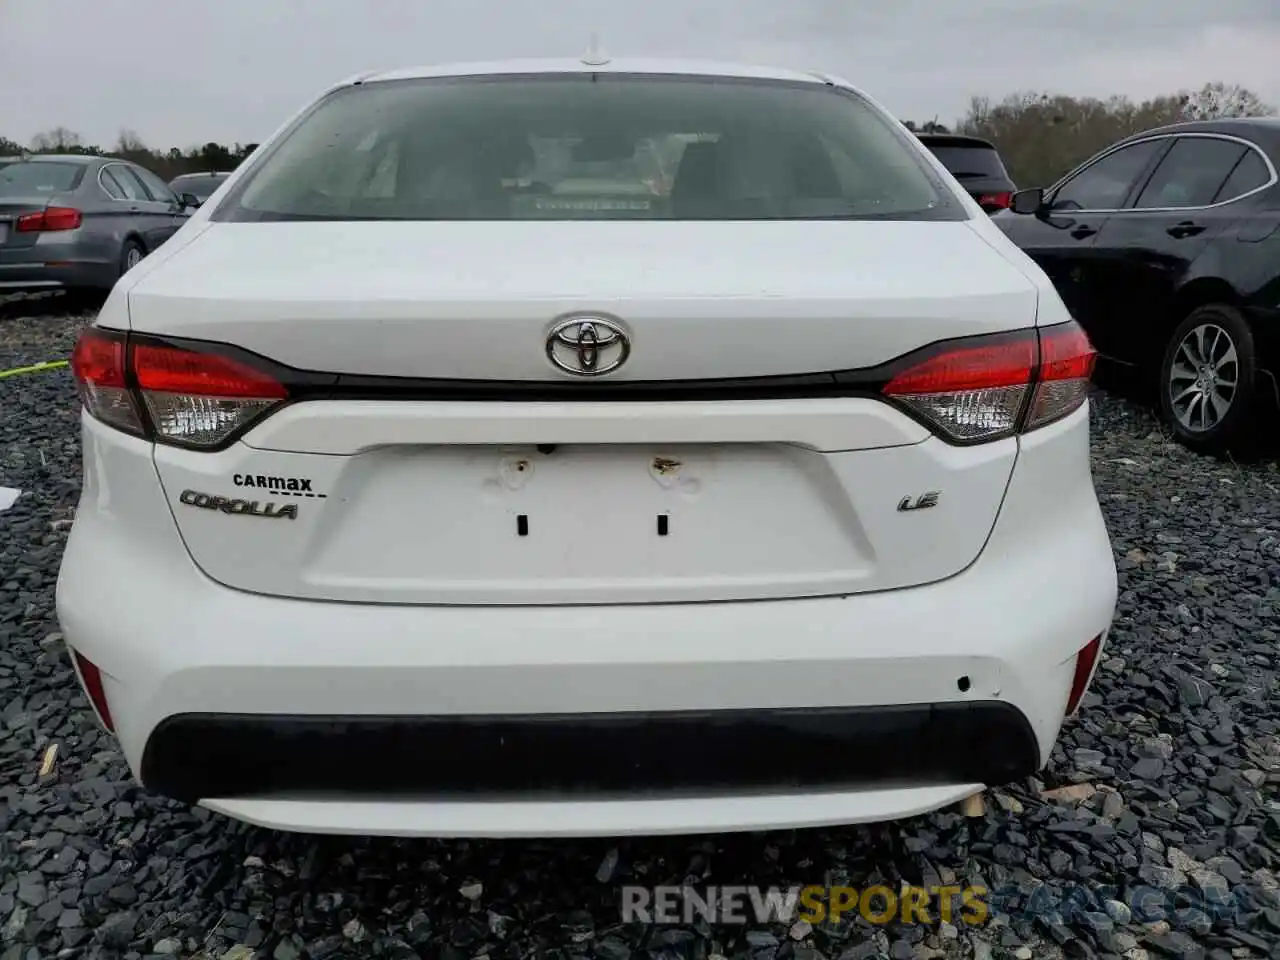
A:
[70,328,289,448]
[71,650,115,733]
[15,207,83,232]
[882,321,1096,442]
[70,328,144,436]
[1026,321,1096,431]
[133,344,288,398]
[978,192,1012,211]
[883,337,1036,394]
[1064,634,1104,716]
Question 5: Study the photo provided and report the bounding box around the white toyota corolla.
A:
[56,56,1118,838]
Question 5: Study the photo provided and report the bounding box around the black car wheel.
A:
[1158,304,1261,456]
[120,239,146,276]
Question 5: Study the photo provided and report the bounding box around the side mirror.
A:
[1010,188,1045,215]
[181,193,201,209]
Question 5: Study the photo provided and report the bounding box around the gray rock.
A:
[3,906,27,942]
[746,931,779,949]
[38,847,78,877]
[1162,665,1214,707]
[1131,757,1165,779]
[1139,865,1186,889]
[1241,768,1266,787]
[1102,790,1125,820]
[1139,736,1174,760]
[595,847,619,883]
[14,878,42,909]
[1104,899,1132,925]
[100,910,138,948]
[108,882,138,905]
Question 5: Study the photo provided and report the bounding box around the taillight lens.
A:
[883,321,1096,443]
[1026,322,1096,430]
[977,192,1012,211]
[15,207,83,232]
[133,343,287,447]
[70,329,144,436]
[70,328,288,448]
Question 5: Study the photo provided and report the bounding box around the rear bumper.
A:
[56,404,1117,836]
[0,241,115,290]
[142,702,1041,802]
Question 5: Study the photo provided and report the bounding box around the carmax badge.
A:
[179,489,299,520]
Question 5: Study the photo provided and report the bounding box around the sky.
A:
[1,0,1277,149]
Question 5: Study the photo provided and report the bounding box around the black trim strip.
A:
[126,325,1038,402]
[108,325,1045,451]
[140,702,1042,802]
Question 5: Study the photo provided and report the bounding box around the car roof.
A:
[1115,117,1280,147]
[358,57,835,87]
[4,153,99,164]
[915,134,998,150]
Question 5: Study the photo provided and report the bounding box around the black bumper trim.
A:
[140,702,1041,803]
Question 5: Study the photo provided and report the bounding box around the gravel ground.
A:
[2,295,1279,960]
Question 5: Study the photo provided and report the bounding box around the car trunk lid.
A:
[135,218,1034,605]
[128,219,1036,379]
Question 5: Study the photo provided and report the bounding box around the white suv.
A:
[56,57,1118,837]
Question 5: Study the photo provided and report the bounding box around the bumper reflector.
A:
[1065,634,1104,716]
[71,649,115,733]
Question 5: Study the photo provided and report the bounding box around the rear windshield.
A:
[171,175,228,197]
[0,161,86,195]
[215,74,964,222]
[920,143,1010,181]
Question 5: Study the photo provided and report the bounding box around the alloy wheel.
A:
[1167,322,1238,433]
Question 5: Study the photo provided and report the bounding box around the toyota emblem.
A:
[546,316,631,376]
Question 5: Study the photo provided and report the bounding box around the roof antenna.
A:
[581,31,610,66]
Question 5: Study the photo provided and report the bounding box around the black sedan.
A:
[996,118,1280,455]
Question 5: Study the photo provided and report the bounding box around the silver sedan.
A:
[0,154,198,295]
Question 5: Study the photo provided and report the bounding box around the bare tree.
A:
[1177,82,1276,120]
[116,128,147,153]
[114,128,153,166]
[29,126,84,152]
